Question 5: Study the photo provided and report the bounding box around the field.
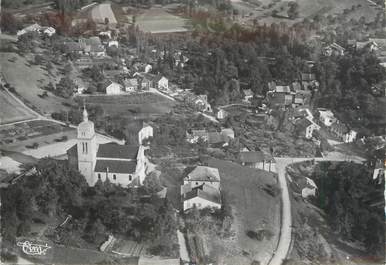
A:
[0,120,74,152]
[76,93,175,116]
[234,0,380,25]
[136,7,191,33]
[0,89,36,124]
[0,52,69,115]
[205,158,281,265]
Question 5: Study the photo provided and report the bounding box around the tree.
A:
[287,2,299,19]
[56,77,76,98]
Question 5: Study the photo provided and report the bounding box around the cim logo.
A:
[17,241,51,256]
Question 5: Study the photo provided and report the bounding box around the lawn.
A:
[136,7,191,33]
[0,52,69,115]
[76,93,175,116]
[0,89,36,125]
[205,158,281,265]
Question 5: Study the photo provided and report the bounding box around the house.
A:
[138,122,153,145]
[79,37,106,57]
[216,108,229,120]
[269,93,293,108]
[187,128,234,146]
[295,118,320,139]
[99,30,112,39]
[243,89,254,102]
[238,151,276,173]
[154,76,169,91]
[67,108,147,186]
[43,27,56,36]
[17,23,42,36]
[108,40,119,47]
[183,166,221,190]
[182,184,221,211]
[104,81,122,95]
[144,64,152,73]
[123,78,138,92]
[372,160,384,181]
[318,109,336,127]
[292,95,305,107]
[323,43,345,56]
[194,95,212,112]
[186,129,208,143]
[291,81,302,92]
[275,85,291,94]
[329,121,357,143]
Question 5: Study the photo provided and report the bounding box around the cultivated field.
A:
[0,52,69,115]
[206,158,281,265]
[0,89,36,124]
[136,7,191,33]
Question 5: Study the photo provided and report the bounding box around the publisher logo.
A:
[16,241,51,256]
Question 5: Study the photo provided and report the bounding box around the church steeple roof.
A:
[83,105,88,121]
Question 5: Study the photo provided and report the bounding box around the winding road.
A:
[268,152,365,265]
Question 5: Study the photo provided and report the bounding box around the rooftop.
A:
[187,166,220,182]
[184,184,221,205]
[239,151,273,163]
[94,159,137,174]
[97,143,138,160]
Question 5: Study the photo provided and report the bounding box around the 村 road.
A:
[268,153,365,265]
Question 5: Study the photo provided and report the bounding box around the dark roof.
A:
[184,185,221,204]
[94,160,137,174]
[97,143,138,159]
[269,93,293,106]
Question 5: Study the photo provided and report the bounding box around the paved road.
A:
[268,153,365,265]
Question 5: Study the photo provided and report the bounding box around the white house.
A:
[343,130,357,143]
[318,109,336,127]
[155,76,168,91]
[67,108,148,187]
[243,89,254,102]
[138,123,153,144]
[144,64,152,73]
[194,95,212,112]
[108,40,119,47]
[105,81,122,95]
[295,118,320,139]
[17,23,42,36]
[123,78,138,92]
[216,109,229,120]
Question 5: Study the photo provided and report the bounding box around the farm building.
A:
[294,118,320,139]
[104,81,122,95]
[318,109,336,127]
[67,108,149,187]
[123,78,138,92]
[216,108,229,120]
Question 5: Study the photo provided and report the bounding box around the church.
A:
[67,107,153,187]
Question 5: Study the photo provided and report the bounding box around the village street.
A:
[268,152,365,265]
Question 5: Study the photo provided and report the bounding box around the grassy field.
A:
[136,7,191,33]
[76,93,175,116]
[0,52,69,115]
[205,158,280,265]
[0,89,36,124]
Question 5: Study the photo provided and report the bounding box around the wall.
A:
[183,197,221,211]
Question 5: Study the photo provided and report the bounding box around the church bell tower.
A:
[77,107,97,186]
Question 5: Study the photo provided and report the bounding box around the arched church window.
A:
[98,173,101,180]
[129,175,132,181]
[113,174,116,180]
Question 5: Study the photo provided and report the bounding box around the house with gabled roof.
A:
[184,166,221,190]
[182,184,221,211]
[294,118,320,139]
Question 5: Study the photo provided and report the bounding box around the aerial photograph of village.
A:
[0,0,385,264]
